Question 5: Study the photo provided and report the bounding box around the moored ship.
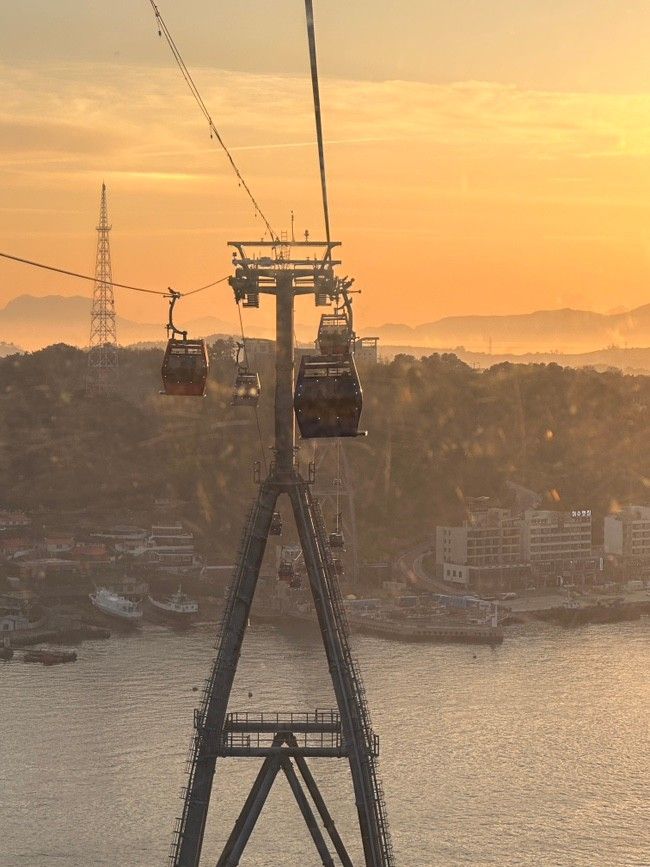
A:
[146,586,198,625]
[89,588,142,624]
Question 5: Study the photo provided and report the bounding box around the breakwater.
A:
[8,623,111,648]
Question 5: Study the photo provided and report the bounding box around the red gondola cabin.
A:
[161,338,209,397]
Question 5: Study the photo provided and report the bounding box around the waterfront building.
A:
[435,507,529,592]
[90,526,148,553]
[0,510,31,531]
[436,505,596,591]
[0,612,30,632]
[522,508,596,585]
[19,558,82,582]
[71,543,110,563]
[130,523,201,572]
[604,505,650,579]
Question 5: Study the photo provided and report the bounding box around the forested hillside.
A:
[0,344,647,558]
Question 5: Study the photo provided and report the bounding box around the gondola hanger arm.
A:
[166,289,187,340]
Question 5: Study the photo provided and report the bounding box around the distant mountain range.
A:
[0,294,274,351]
[367,306,650,353]
[4,294,650,356]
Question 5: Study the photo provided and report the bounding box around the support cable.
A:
[0,250,228,299]
[183,275,230,296]
[304,0,331,249]
[0,251,167,297]
[148,1,276,241]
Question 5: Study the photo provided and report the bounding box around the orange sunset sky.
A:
[3,0,650,336]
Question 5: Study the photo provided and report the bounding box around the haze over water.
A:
[2,622,648,866]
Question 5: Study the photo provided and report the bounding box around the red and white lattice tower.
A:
[86,183,118,394]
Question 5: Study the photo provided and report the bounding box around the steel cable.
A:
[304,0,331,249]
[149,1,276,241]
[0,250,227,299]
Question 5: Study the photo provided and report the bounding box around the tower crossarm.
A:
[229,238,341,300]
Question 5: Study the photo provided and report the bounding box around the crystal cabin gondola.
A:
[294,353,363,438]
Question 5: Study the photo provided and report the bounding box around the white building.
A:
[0,613,30,632]
[436,505,596,590]
[436,508,528,591]
[131,524,200,571]
[604,505,650,579]
[91,526,148,553]
[0,510,31,531]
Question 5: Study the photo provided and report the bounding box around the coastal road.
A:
[395,541,453,592]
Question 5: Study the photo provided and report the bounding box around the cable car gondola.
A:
[329,530,345,549]
[278,562,294,582]
[317,313,352,356]
[294,354,363,438]
[231,342,261,407]
[270,512,283,536]
[161,292,209,397]
[232,369,261,406]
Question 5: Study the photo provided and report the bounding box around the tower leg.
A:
[281,756,336,867]
[292,750,354,867]
[290,481,394,867]
[216,753,282,867]
[171,481,279,867]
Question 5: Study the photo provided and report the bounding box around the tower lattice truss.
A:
[87,183,118,393]
[168,244,395,867]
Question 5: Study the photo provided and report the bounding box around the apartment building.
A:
[436,505,596,591]
[604,505,650,578]
[435,507,529,591]
[522,508,596,584]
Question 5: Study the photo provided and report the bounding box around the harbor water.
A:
[1,620,648,866]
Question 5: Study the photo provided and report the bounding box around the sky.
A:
[3,0,650,335]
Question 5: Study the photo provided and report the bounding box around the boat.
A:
[147,586,199,625]
[89,588,142,624]
[23,647,77,665]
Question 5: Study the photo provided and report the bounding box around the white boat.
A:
[89,588,142,623]
[147,586,198,624]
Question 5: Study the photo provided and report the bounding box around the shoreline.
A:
[3,595,647,652]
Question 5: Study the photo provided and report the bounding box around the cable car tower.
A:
[157,1,394,863]
[86,183,118,394]
[168,240,394,867]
